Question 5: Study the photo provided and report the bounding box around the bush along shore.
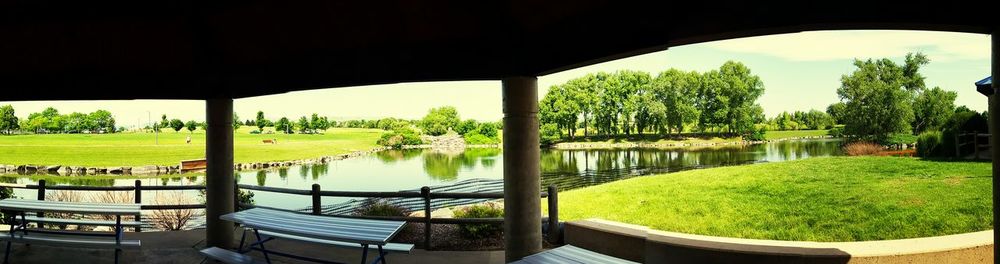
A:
[552,135,834,149]
[0,146,392,177]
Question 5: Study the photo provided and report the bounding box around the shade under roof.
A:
[0,1,994,101]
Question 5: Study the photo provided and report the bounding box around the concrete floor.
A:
[1,229,506,264]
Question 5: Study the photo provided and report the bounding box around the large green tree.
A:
[88,110,115,133]
[652,69,701,134]
[275,117,292,133]
[912,86,957,134]
[825,102,847,125]
[419,106,460,136]
[0,105,18,134]
[297,116,311,133]
[169,119,184,132]
[837,53,926,139]
[185,120,198,133]
[702,61,765,134]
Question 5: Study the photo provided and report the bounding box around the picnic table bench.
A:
[203,208,412,264]
[511,245,639,264]
[0,199,142,264]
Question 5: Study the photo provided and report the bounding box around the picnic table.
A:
[218,208,411,264]
[0,199,142,264]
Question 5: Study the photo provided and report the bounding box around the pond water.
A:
[3,138,843,211]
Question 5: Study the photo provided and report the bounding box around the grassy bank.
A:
[554,156,991,241]
[0,127,382,167]
[764,129,829,140]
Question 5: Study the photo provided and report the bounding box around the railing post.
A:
[311,184,321,215]
[234,180,240,212]
[974,131,980,159]
[955,132,961,157]
[134,180,142,232]
[36,179,45,218]
[547,185,560,244]
[421,186,431,250]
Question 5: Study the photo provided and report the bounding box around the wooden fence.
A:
[955,132,991,159]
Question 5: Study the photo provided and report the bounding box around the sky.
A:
[0,30,991,129]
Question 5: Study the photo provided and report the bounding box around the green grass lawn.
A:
[553,156,991,241]
[0,127,383,167]
[764,129,829,140]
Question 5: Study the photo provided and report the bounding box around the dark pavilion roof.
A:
[0,1,995,101]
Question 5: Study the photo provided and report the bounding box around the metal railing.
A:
[3,179,560,249]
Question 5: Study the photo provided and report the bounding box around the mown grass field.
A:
[764,129,829,140]
[0,127,383,167]
[553,156,991,241]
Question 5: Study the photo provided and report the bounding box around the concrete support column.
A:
[205,98,235,249]
[502,76,542,261]
[990,30,999,259]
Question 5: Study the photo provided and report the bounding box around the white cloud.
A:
[705,30,989,62]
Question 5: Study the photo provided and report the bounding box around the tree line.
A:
[0,106,118,134]
[540,61,766,140]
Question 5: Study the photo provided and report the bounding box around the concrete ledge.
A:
[564,219,649,262]
[565,219,993,264]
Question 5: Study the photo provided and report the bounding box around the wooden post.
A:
[36,179,45,218]
[955,132,961,157]
[421,186,431,249]
[311,184,321,215]
[547,185,560,244]
[974,131,980,159]
[134,180,142,232]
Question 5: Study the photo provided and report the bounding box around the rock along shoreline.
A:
[0,146,393,177]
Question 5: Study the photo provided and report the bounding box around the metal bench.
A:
[200,247,263,264]
[511,245,639,264]
[223,208,409,264]
[0,199,142,264]
[18,215,143,227]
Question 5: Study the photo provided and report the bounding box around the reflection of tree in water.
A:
[299,165,309,180]
[278,168,288,180]
[40,177,116,187]
[310,163,328,181]
[256,170,267,186]
[539,140,845,192]
[421,148,501,181]
[374,149,423,164]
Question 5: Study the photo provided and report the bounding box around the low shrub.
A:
[843,141,883,156]
[0,187,14,225]
[453,203,504,239]
[249,130,261,134]
[353,198,409,217]
[828,127,844,137]
[742,127,766,141]
[540,123,561,146]
[377,129,423,149]
[464,132,498,144]
[916,131,944,157]
[152,191,197,231]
